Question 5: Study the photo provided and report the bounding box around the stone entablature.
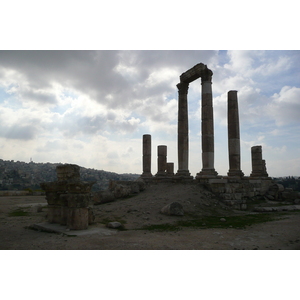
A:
[176,63,218,179]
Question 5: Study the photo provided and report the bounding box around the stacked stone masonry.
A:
[40,164,95,230]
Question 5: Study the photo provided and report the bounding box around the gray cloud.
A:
[22,89,57,105]
[0,50,218,110]
[1,124,38,140]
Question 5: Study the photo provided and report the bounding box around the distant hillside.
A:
[0,159,140,192]
[273,176,300,192]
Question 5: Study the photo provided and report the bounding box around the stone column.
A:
[227,90,244,177]
[197,68,218,178]
[176,82,191,177]
[250,146,263,177]
[141,134,152,178]
[166,162,174,176]
[156,145,167,177]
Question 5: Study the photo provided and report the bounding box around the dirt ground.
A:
[1,182,300,250]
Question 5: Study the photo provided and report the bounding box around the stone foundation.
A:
[200,176,273,210]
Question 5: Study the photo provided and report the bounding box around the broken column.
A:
[40,164,94,230]
[176,82,191,177]
[156,145,167,177]
[227,90,244,177]
[141,134,152,178]
[262,159,269,177]
[196,67,218,178]
[250,146,266,177]
[166,162,174,176]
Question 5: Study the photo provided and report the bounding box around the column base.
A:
[250,171,265,177]
[175,170,193,179]
[155,171,167,177]
[196,169,218,179]
[227,170,244,178]
[141,172,153,178]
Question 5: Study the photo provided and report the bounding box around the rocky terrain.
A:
[1,182,300,250]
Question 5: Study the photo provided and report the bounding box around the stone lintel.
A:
[180,63,209,83]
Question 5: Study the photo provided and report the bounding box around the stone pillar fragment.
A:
[141,134,152,178]
[250,146,264,177]
[197,68,218,178]
[156,145,167,177]
[227,90,244,177]
[176,82,191,177]
[56,164,80,181]
[61,193,90,230]
[40,164,95,230]
[262,159,269,177]
[166,162,174,176]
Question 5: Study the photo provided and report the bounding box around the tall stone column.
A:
[176,82,191,177]
[141,134,152,178]
[197,68,218,178]
[156,145,167,177]
[227,90,244,177]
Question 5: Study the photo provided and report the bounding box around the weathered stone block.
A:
[60,206,68,225]
[282,190,299,200]
[106,222,123,229]
[93,190,115,205]
[66,181,94,194]
[47,206,61,223]
[209,179,228,184]
[88,207,95,224]
[56,164,80,182]
[240,204,247,210]
[233,193,242,200]
[67,207,89,230]
[223,194,232,200]
[44,192,60,205]
[161,202,184,216]
[249,180,262,184]
[112,184,131,198]
[60,194,90,208]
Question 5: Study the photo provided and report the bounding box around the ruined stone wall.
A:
[202,177,273,210]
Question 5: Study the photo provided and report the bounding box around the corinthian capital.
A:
[201,67,213,82]
[176,82,189,95]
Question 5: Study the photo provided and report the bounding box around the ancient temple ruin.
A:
[140,63,273,209]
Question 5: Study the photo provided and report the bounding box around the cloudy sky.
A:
[0,50,299,177]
